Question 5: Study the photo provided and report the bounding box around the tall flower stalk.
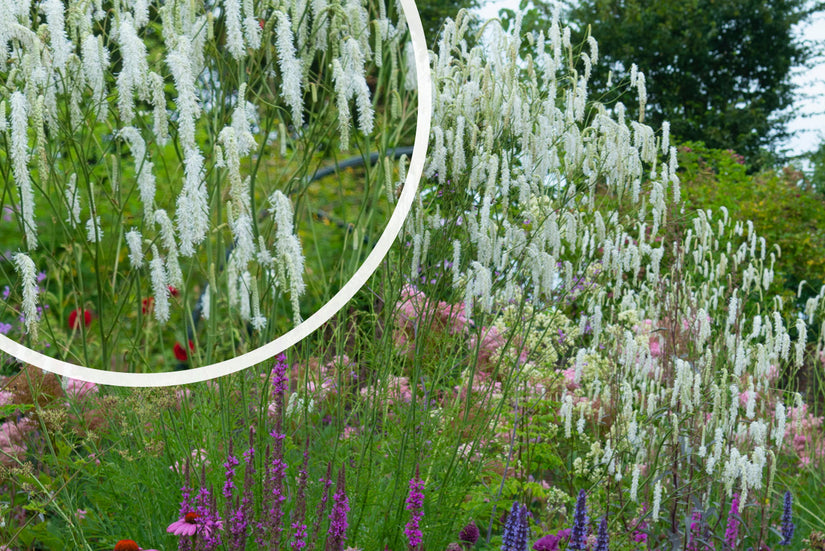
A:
[780,491,795,546]
[405,464,425,551]
[569,491,589,551]
[325,466,349,551]
[258,354,289,548]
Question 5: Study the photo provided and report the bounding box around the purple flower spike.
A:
[569,490,589,551]
[780,491,795,546]
[308,462,334,551]
[271,353,289,397]
[724,493,740,550]
[325,466,349,551]
[502,503,528,551]
[594,517,608,551]
[405,465,425,551]
[687,510,702,551]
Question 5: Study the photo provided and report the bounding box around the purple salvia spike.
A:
[569,490,589,551]
[594,517,609,551]
[325,466,349,551]
[307,461,334,551]
[781,491,795,546]
[501,502,521,551]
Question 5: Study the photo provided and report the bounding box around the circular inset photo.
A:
[0,0,430,382]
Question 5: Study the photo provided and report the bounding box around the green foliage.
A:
[508,0,818,163]
[809,139,825,195]
[677,141,825,309]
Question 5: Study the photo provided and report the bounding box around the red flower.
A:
[168,285,180,297]
[174,340,195,361]
[113,541,159,551]
[69,309,92,329]
[259,18,265,29]
[142,297,154,314]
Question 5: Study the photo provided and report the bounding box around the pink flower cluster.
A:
[169,448,211,474]
[393,284,468,355]
[360,375,413,408]
[64,378,98,400]
[0,418,35,467]
[785,404,825,468]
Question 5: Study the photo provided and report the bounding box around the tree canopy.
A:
[506,0,819,163]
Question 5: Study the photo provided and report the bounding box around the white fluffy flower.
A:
[116,15,150,123]
[81,34,110,121]
[331,38,374,149]
[224,0,246,59]
[150,245,170,324]
[149,72,169,145]
[13,252,39,336]
[64,173,81,228]
[42,0,72,73]
[274,11,304,125]
[269,190,306,324]
[10,92,37,250]
[86,216,102,242]
[120,127,156,218]
[651,480,662,521]
[126,229,144,268]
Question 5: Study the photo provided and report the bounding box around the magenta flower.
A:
[168,512,203,536]
[405,466,425,551]
[724,493,741,550]
[326,466,349,551]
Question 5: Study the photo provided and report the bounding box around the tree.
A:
[508,0,819,164]
[809,139,825,194]
[415,0,479,44]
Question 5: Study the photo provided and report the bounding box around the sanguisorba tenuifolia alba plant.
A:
[0,0,415,371]
[399,7,825,550]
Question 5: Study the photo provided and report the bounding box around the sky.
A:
[473,0,825,157]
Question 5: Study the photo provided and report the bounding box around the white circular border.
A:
[0,0,431,387]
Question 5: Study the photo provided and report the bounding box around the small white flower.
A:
[116,15,150,123]
[64,173,81,228]
[86,216,102,243]
[224,0,246,59]
[126,229,144,268]
[275,11,303,125]
[651,480,662,521]
[13,252,39,336]
[10,92,36,250]
[150,245,170,324]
